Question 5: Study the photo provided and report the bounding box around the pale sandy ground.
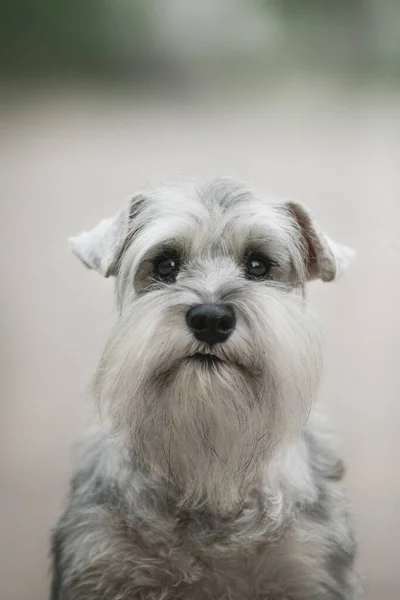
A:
[0,82,399,599]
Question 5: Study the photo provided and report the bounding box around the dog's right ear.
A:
[68,196,143,277]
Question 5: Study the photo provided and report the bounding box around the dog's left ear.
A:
[285,201,355,282]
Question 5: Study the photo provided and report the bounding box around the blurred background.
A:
[0,1,399,599]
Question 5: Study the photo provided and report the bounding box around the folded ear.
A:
[68,196,144,277]
[286,201,355,282]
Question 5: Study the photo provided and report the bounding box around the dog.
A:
[51,178,358,599]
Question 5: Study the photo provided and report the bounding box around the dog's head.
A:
[70,179,354,511]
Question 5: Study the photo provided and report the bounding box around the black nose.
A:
[186,303,236,345]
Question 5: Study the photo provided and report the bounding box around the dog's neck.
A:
[129,384,296,514]
[126,427,312,537]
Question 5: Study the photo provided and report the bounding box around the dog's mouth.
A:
[185,352,257,381]
[151,351,256,384]
[189,352,225,367]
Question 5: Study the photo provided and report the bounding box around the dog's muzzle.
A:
[186,303,236,346]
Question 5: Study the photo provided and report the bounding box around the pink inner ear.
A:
[289,204,318,269]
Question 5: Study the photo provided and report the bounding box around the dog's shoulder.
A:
[304,407,347,482]
[68,427,125,503]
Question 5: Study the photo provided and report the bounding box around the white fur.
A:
[52,179,358,600]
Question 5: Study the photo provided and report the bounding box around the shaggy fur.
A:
[52,179,358,599]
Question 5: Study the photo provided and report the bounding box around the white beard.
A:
[93,286,322,512]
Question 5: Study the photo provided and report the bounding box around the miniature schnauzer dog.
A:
[51,179,358,599]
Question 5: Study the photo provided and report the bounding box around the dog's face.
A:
[70,179,354,511]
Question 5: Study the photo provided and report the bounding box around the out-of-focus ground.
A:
[0,81,399,600]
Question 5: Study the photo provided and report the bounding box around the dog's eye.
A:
[245,253,271,279]
[154,253,181,282]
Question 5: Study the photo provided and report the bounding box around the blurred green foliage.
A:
[0,0,399,82]
[0,0,162,79]
[269,0,360,15]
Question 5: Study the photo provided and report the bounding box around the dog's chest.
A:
[123,504,291,600]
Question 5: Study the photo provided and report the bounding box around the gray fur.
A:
[53,179,358,599]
